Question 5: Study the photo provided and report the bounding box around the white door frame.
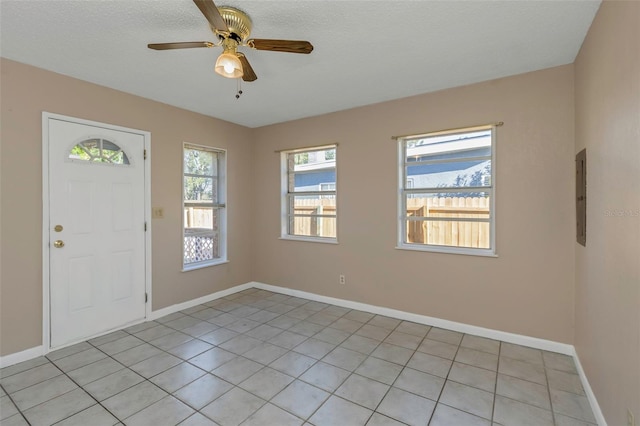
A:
[42,112,152,352]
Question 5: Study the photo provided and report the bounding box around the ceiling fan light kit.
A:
[148,0,314,86]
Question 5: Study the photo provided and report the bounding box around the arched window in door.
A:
[69,138,130,165]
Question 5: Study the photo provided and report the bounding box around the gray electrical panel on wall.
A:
[576,149,586,246]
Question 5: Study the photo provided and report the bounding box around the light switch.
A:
[152,207,164,219]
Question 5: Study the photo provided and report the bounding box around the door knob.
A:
[53,240,65,248]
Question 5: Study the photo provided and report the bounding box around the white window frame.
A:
[182,143,227,270]
[397,125,497,257]
[280,144,338,244]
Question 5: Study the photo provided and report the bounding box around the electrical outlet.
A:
[628,408,635,426]
[339,274,346,285]
[152,207,164,219]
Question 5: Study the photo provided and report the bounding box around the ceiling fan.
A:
[148,0,314,83]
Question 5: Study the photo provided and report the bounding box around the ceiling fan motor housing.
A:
[213,6,252,42]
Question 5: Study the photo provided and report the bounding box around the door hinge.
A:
[145,293,148,303]
[144,222,147,231]
[143,149,147,160]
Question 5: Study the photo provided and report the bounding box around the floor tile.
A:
[335,373,389,409]
[496,373,550,410]
[554,413,598,426]
[168,339,214,360]
[313,327,351,345]
[407,351,452,378]
[188,347,236,372]
[393,367,444,400]
[322,305,350,317]
[112,343,163,366]
[543,352,578,374]
[226,319,261,334]
[238,367,294,400]
[190,308,223,321]
[383,331,422,350]
[150,362,206,393]
[493,395,554,426]
[417,339,460,360]
[242,403,303,426]
[149,331,193,351]
[430,403,491,426]
[367,315,401,330]
[355,357,403,385]
[546,369,585,395]
[156,312,187,324]
[500,343,543,366]
[207,313,238,327]
[439,380,494,420]
[447,362,496,393]
[180,304,209,315]
[125,395,194,426]
[164,316,202,331]
[1,363,62,394]
[124,321,159,335]
[129,352,183,378]
[498,356,546,385]
[83,368,144,401]
[293,338,335,359]
[265,303,296,315]
[244,324,283,340]
[66,357,124,386]
[242,342,289,365]
[395,321,430,338]
[97,335,144,356]
[426,328,463,345]
[173,374,233,410]
[340,335,380,355]
[22,388,94,426]
[179,412,219,426]
[219,335,263,355]
[201,387,265,426]
[246,309,281,324]
[51,347,107,372]
[212,356,263,384]
[181,321,219,338]
[269,352,316,377]
[366,412,405,426]
[356,324,392,341]
[11,374,77,411]
[268,331,308,349]
[330,318,364,334]
[46,342,93,361]
[550,389,597,423]
[455,347,499,371]
[289,321,326,337]
[377,387,435,426]
[54,403,119,426]
[310,395,373,426]
[0,414,29,426]
[134,324,175,342]
[266,315,300,330]
[0,357,49,379]
[322,347,368,371]
[1,395,19,420]
[342,310,375,324]
[272,380,330,419]
[102,380,167,419]
[299,362,350,392]
[370,343,414,365]
[461,335,500,355]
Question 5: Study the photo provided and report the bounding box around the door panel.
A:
[48,118,146,348]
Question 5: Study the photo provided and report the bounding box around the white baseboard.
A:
[149,282,254,320]
[251,281,574,355]
[0,345,45,368]
[572,348,607,426]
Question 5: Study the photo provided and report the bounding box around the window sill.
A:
[182,259,229,272]
[279,236,338,245]
[395,244,497,258]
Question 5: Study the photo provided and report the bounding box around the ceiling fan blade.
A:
[248,39,314,54]
[237,53,257,82]
[193,0,229,33]
[148,41,214,50]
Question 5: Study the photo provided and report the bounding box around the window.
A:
[69,138,130,165]
[281,145,337,242]
[398,125,496,256]
[183,144,226,269]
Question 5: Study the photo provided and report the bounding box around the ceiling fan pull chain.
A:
[236,78,243,99]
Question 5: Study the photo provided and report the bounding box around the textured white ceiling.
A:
[1,0,600,128]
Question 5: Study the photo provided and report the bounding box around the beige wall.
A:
[574,1,640,424]
[251,65,576,343]
[0,59,253,356]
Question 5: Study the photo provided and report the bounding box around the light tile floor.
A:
[0,289,597,426]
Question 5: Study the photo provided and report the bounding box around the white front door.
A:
[47,117,147,348]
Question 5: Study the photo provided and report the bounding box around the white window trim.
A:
[182,143,227,270]
[397,125,497,257]
[280,144,338,243]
